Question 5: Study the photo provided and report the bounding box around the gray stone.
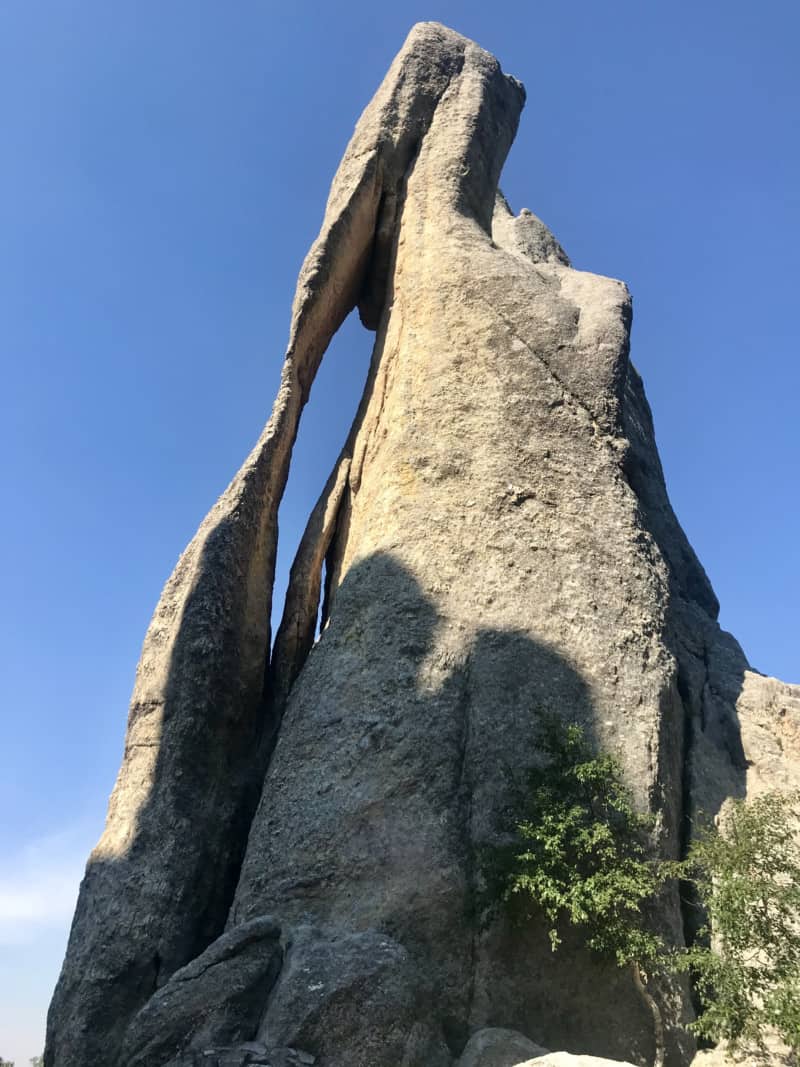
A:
[457,1027,549,1066]
[44,19,477,1067]
[45,18,799,1067]
[258,925,448,1067]
[492,193,571,267]
[118,917,282,1067]
[228,18,689,1063]
[217,1054,249,1067]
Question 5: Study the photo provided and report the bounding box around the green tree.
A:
[484,716,800,1064]
[675,791,800,1058]
[484,715,667,1066]
[30,1057,44,1067]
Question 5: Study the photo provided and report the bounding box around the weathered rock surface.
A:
[46,19,798,1067]
[227,20,689,1063]
[118,917,282,1067]
[455,1030,640,1067]
[163,1043,316,1067]
[258,925,450,1066]
[456,1027,549,1066]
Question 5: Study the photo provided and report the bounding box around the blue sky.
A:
[1,2,798,1060]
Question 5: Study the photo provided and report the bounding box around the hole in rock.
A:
[271,307,373,646]
[317,558,329,642]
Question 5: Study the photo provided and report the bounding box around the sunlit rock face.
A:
[45,21,798,1067]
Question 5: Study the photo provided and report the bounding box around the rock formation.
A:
[45,22,798,1067]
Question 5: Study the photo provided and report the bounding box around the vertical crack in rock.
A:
[270,120,428,710]
[270,454,352,712]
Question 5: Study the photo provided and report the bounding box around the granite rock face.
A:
[117,917,282,1067]
[456,1027,550,1066]
[46,21,798,1067]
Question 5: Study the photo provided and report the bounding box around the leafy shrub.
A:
[483,714,667,1064]
[676,791,800,1058]
[483,713,800,1064]
[486,714,662,965]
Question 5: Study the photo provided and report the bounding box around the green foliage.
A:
[675,791,800,1056]
[484,715,800,1061]
[486,715,663,970]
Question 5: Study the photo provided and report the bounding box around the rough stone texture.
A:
[118,917,282,1067]
[228,21,691,1064]
[257,925,450,1067]
[492,193,571,267]
[46,21,476,1067]
[46,19,799,1067]
[456,1027,549,1066]
[163,1044,316,1067]
[687,638,800,821]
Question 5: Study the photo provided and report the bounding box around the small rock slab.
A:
[457,1027,549,1067]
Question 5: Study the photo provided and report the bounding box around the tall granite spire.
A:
[45,22,799,1067]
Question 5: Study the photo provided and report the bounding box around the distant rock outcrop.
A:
[45,22,799,1067]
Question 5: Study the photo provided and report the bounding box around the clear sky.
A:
[1,2,798,1061]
